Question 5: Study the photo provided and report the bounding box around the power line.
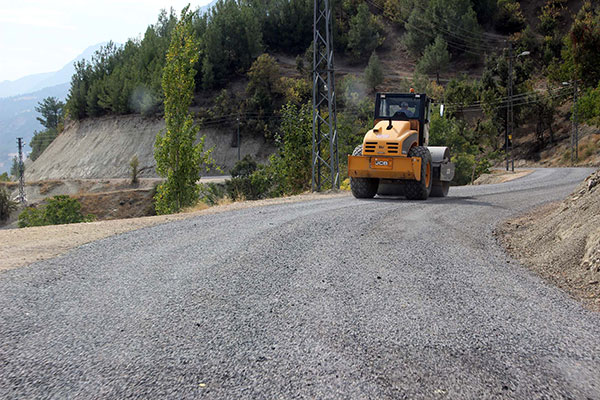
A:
[409,1,507,42]
[443,85,572,109]
[445,90,572,113]
[364,0,495,57]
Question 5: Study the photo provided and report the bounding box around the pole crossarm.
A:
[312,0,339,192]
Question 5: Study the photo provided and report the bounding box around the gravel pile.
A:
[499,169,600,311]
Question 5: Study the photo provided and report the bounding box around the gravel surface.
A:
[1,168,599,399]
[0,192,347,271]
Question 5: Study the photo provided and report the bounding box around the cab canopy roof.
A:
[375,93,431,121]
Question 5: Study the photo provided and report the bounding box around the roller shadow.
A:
[354,195,508,209]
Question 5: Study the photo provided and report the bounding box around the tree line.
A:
[45,0,600,204]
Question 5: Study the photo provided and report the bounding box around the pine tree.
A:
[347,3,383,59]
[416,35,451,84]
[364,52,384,92]
[35,97,64,130]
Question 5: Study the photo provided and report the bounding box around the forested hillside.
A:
[36,0,599,193]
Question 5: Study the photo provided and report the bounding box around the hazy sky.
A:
[0,0,213,82]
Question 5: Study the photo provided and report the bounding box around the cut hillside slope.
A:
[499,169,600,311]
[25,115,275,180]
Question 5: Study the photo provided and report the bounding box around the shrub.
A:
[225,156,272,201]
[364,52,384,92]
[429,110,492,185]
[17,195,94,228]
[0,186,17,222]
[130,155,140,185]
[269,102,313,195]
[198,182,227,206]
[538,0,566,35]
[230,155,258,179]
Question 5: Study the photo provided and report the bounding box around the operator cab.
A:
[374,93,433,146]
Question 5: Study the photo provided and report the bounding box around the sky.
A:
[0,0,213,82]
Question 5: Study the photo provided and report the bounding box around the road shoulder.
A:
[0,191,348,272]
[496,169,600,312]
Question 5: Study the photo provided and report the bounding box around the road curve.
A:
[1,168,599,399]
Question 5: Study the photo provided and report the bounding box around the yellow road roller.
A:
[348,92,455,200]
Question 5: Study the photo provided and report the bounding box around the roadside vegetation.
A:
[0,187,17,223]
[153,7,214,214]
[18,195,94,228]
[29,97,65,161]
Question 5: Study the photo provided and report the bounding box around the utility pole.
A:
[237,117,241,161]
[573,79,579,164]
[312,0,339,191]
[17,138,26,205]
[506,45,529,172]
[506,43,513,172]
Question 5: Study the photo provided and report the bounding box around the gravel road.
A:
[1,168,599,399]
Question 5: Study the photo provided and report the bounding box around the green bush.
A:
[268,102,313,195]
[452,153,492,185]
[429,110,492,185]
[198,182,227,206]
[364,52,384,92]
[130,155,140,184]
[579,83,600,126]
[225,156,272,201]
[0,186,17,223]
[18,195,94,228]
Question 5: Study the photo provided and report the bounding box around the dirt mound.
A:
[25,114,275,181]
[74,189,156,221]
[473,169,533,185]
[498,169,600,311]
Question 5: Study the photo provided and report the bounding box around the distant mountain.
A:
[0,44,109,173]
[0,43,106,99]
[200,0,218,14]
[0,83,69,173]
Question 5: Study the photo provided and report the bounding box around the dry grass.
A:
[38,180,64,195]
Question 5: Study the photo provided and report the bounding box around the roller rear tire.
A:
[350,145,379,199]
[404,146,432,200]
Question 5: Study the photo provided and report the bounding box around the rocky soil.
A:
[24,114,275,180]
[498,169,600,311]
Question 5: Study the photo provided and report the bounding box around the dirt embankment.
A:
[473,169,534,185]
[0,179,162,229]
[25,114,275,181]
[498,169,600,311]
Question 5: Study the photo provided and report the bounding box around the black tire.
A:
[350,145,379,199]
[404,146,432,200]
[430,180,450,197]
